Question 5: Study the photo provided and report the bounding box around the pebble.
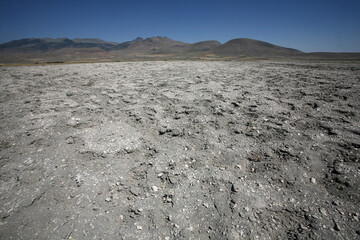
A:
[137,226,142,230]
[105,197,112,202]
[334,221,341,231]
[249,215,256,222]
[310,178,316,184]
[319,207,327,216]
[151,186,159,192]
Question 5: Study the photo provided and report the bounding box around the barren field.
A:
[0,61,359,239]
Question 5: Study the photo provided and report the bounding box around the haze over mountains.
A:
[0,36,359,63]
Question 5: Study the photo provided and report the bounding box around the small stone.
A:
[65,136,75,144]
[319,208,327,216]
[334,221,341,231]
[151,186,159,192]
[105,197,112,202]
[300,224,308,230]
[249,215,256,222]
[130,186,141,196]
[310,178,316,184]
[137,226,142,230]
[171,128,181,137]
[158,127,167,135]
[203,203,209,208]
[137,208,143,212]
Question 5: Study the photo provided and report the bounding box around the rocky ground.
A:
[0,60,359,239]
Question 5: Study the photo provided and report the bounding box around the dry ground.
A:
[0,61,359,239]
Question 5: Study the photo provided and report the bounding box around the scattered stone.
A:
[65,136,75,144]
[231,183,241,192]
[105,197,112,202]
[319,208,327,216]
[332,200,341,206]
[334,221,341,231]
[151,186,159,192]
[75,174,83,187]
[130,186,141,196]
[163,194,173,203]
[171,128,182,137]
[310,178,316,184]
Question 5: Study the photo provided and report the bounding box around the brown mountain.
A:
[112,37,190,55]
[1,36,359,63]
[187,40,221,52]
[0,38,117,53]
[214,38,303,57]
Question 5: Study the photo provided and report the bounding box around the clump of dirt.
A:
[0,61,359,239]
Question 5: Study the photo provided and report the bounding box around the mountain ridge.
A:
[1,36,359,63]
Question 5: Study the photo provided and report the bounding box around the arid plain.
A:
[0,60,359,239]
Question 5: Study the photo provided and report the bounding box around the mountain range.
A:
[0,37,359,63]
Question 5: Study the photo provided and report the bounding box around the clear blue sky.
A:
[0,0,359,52]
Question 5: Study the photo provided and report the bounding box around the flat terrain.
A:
[0,61,359,239]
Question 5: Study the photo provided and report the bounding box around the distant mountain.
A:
[112,37,190,54]
[1,36,359,63]
[187,40,221,52]
[0,38,118,52]
[214,38,303,57]
[72,38,119,45]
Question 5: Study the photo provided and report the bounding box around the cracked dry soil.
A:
[0,61,359,239]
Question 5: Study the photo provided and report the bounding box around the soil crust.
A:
[0,61,359,239]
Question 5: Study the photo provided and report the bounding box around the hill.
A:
[1,36,359,63]
[214,38,303,57]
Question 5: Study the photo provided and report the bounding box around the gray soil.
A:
[0,61,359,239]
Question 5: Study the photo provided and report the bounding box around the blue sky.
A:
[0,0,359,52]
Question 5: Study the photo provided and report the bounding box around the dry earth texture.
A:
[0,61,359,239]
